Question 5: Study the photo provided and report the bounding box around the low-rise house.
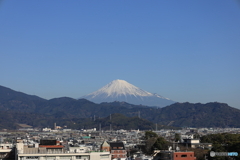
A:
[109,142,127,160]
[100,141,110,152]
[153,150,196,160]
[180,139,212,149]
[100,141,127,160]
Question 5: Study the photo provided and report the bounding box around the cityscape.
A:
[1,124,240,160]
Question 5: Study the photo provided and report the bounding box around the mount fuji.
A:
[82,79,175,107]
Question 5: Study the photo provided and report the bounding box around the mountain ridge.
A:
[1,84,240,129]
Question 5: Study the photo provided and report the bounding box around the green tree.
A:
[174,133,181,142]
[143,131,158,154]
[143,131,170,154]
[153,136,169,150]
[145,137,158,154]
[201,133,240,160]
[144,131,158,140]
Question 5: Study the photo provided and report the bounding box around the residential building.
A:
[100,141,127,160]
[153,151,196,160]
[180,139,212,149]
[109,142,127,160]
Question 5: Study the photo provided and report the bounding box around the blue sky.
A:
[1,0,240,108]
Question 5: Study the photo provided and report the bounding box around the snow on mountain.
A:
[82,79,175,107]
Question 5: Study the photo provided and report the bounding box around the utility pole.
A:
[110,114,112,132]
[99,123,101,136]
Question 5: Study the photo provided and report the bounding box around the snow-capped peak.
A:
[85,79,167,98]
[81,79,175,107]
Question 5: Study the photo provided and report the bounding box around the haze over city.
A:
[1,0,240,109]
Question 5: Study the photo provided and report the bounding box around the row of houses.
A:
[1,138,198,160]
[1,128,215,160]
[15,139,127,160]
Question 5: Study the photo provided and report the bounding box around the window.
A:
[181,155,187,157]
[60,156,72,159]
[76,155,89,159]
[100,154,109,158]
[26,157,38,159]
[45,157,55,160]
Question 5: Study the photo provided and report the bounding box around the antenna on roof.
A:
[176,146,180,151]
[168,146,172,151]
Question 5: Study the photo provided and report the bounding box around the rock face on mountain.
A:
[82,79,175,107]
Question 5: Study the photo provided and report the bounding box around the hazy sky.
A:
[1,0,240,108]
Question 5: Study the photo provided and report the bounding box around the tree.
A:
[143,131,170,154]
[144,131,158,140]
[145,137,158,154]
[201,133,240,160]
[143,131,158,154]
[174,133,181,142]
[153,136,169,150]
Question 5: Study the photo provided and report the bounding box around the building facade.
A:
[109,142,127,160]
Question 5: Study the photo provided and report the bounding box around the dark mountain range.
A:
[0,85,240,129]
[152,102,240,127]
[0,85,46,112]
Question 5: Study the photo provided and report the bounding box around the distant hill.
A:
[0,85,46,112]
[154,102,240,127]
[92,113,179,130]
[0,85,240,129]
[0,108,178,130]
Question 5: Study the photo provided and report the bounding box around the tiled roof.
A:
[109,142,125,150]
